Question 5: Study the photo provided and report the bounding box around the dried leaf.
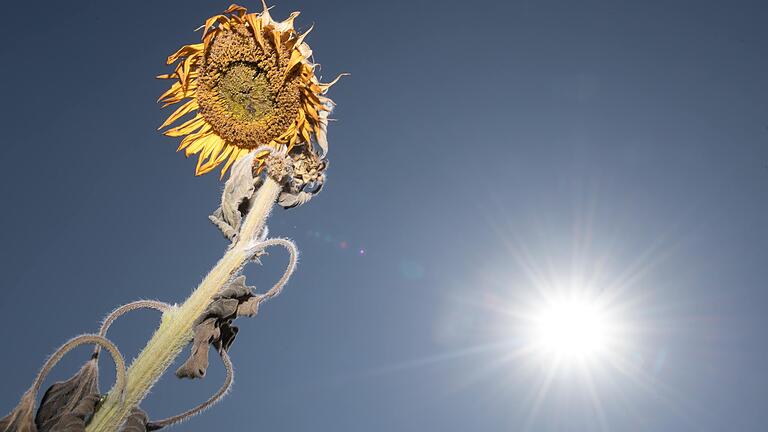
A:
[209,152,259,241]
[236,296,261,317]
[213,275,253,300]
[45,394,101,432]
[176,318,219,379]
[35,360,99,432]
[214,323,239,354]
[0,391,37,432]
[199,298,239,323]
[118,409,148,432]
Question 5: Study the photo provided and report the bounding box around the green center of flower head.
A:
[218,62,275,122]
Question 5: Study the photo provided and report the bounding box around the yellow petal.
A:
[224,4,247,16]
[157,82,183,103]
[166,43,204,65]
[285,49,306,78]
[202,15,227,39]
[158,99,198,130]
[185,132,217,156]
[177,125,211,152]
[244,14,267,52]
[164,114,205,137]
[220,148,241,177]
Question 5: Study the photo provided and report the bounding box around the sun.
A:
[523,290,621,367]
[529,294,614,362]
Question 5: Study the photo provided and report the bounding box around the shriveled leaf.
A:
[213,275,253,300]
[176,318,219,379]
[209,152,260,241]
[35,360,99,432]
[46,394,101,432]
[236,296,261,318]
[0,391,37,432]
[199,299,239,323]
[118,409,148,432]
[214,323,239,354]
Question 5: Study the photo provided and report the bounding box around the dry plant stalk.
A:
[1,3,341,431]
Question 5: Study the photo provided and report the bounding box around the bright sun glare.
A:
[525,291,619,366]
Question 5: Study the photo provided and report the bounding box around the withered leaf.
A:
[118,409,148,432]
[213,323,238,354]
[213,276,253,301]
[209,153,260,241]
[236,296,261,317]
[35,359,99,432]
[0,391,37,432]
[198,298,239,324]
[176,318,219,379]
[46,394,101,432]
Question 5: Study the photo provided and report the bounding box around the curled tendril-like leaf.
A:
[146,351,234,431]
[0,335,126,432]
[93,299,238,431]
[244,237,299,301]
[93,300,171,358]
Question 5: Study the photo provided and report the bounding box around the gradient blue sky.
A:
[1,1,767,431]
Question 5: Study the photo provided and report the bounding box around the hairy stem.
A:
[86,176,282,432]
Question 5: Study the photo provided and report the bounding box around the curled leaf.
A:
[118,409,148,432]
[35,359,99,432]
[236,296,261,318]
[209,152,260,242]
[0,391,37,432]
[45,394,101,432]
[147,351,234,431]
[176,318,219,379]
[0,335,126,432]
[213,276,252,300]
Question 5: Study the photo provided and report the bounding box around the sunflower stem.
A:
[85,176,282,432]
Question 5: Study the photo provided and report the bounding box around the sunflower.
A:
[158,2,341,177]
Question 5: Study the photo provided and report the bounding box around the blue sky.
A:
[0,0,767,430]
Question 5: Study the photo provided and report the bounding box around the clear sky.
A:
[0,1,767,431]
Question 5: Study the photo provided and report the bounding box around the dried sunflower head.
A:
[158,2,341,177]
